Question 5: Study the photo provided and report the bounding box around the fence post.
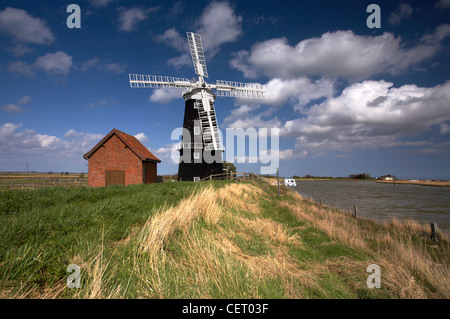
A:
[277,168,280,197]
[431,223,439,241]
[353,205,358,218]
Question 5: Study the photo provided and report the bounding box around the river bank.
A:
[376,179,450,187]
[0,180,449,298]
[291,180,450,234]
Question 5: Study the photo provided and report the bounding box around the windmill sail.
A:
[196,98,223,151]
[187,32,208,79]
[215,80,267,99]
[129,74,191,88]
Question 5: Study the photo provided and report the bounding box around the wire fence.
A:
[0,177,88,190]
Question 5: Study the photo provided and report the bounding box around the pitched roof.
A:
[83,128,161,163]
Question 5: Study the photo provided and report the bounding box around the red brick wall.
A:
[88,135,149,187]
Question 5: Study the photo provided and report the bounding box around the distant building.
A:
[83,128,161,187]
[377,175,394,181]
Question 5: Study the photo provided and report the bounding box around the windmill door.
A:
[105,170,125,186]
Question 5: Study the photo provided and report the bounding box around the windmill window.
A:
[194,126,200,135]
[194,102,199,109]
[193,152,200,159]
[193,177,200,182]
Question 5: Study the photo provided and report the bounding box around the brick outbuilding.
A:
[83,128,161,187]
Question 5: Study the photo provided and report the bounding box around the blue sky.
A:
[1,0,449,179]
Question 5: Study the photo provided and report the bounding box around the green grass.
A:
[0,182,206,296]
[0,180,448,299]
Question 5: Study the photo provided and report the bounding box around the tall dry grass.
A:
[281,196,450,299]
[127,183,322,298]
[283,199,367,251]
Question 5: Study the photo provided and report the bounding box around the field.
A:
[0,179,449,299]
[0,172,88,190]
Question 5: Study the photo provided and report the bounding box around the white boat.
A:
[284,178,297,187]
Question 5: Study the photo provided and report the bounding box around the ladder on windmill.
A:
[196,99,222,151]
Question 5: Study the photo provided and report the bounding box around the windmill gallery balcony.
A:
[176,142,225,151]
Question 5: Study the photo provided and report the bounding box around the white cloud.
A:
[118,7,158,32]
[389,3,413,25]
[1,95,31,113]
[1,104,26,113]
[441,123,450,134]
[223,104,281,130]
[86,98,118,109]
[149,88,185,104]
[6,44,34,57]
[167,54,191,69]
[134,132,149,143]
[435,0,450,10]
[221,76,334,129]
[64,129,84,138]
[157,1,242,68]
[0,124,107,171]
[17,96,31,105]
[0,123,67,152]
[152,142,179,164]
[230,50,258,78]
[232,25,450,81]
[0,7,54,45]
[34,51,73,75]
[80,57,127,74]
[169,2,184,16]
[265,77,334,110]
[0,124,103,154]
[195,1,242,54]
[98,62,127,74]
[258,149,293,161]
[8,60,35,77]
[90,0,115,7]
[157,28,187,52]
[281,80,450,157]
[9,51,73,77]
[156,28,191,69]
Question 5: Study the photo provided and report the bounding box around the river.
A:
[292,180,450,233]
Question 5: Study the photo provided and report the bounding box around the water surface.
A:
[292,180,450,233]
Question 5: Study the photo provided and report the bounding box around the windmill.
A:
[129,32,267,181]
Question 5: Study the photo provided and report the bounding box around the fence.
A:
[198,171,260,182]
[0,177,88,190]
[198,170,290,196]
[308,196,442,241]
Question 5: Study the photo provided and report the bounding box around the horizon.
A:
[1,1,450,179]
[2,170,449,181]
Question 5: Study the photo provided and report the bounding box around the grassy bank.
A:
[0,180,448,298]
